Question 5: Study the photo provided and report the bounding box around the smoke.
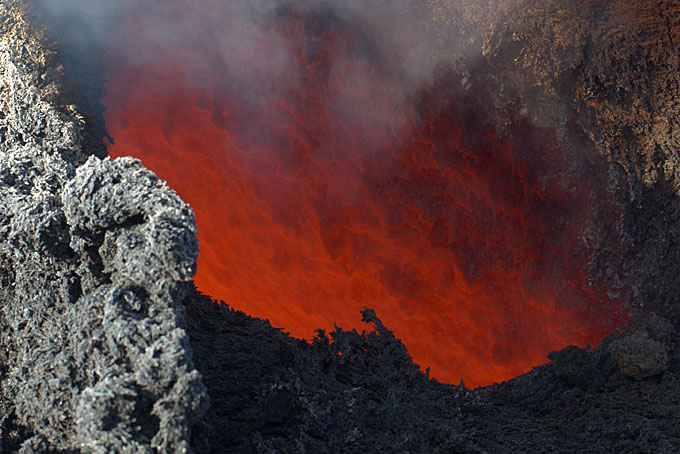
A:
[35,0,404,122]
[33,0,478,147]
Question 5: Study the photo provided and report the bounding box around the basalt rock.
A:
[0,2,207,452]
[608,330,670,380]
[185,295,479,453]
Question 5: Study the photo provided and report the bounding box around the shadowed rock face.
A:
[185,293,680,454]
[1,0,680,453]
[474,0,680,329]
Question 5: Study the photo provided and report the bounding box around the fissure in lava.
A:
[103,2,627,387]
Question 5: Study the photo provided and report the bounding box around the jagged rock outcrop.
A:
[186,295,479,453]
[0,2,207,452]
[184,293,680,454]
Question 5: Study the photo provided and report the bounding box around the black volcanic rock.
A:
[185,294,479,453]
[183,287,680,453]
[2,0,680,453]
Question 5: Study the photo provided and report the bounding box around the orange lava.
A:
[103,3,627,387]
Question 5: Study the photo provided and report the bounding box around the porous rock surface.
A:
[186,296,680,453]
[0,2,207,452]
[426,0,680,326]
[474,0,680,329]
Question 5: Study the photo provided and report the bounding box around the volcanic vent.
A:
[2,0,680,452]
[97,0,630,387]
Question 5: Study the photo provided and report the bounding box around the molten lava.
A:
[103,2,626,387]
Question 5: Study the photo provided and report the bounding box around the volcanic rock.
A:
[186,297,479,452]
[608,330,670,380]
[0,2,207,452]
[607,312,675,380]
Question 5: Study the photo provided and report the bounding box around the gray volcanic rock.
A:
[607,312,675,380]
[608,330,669,380]
[0,2,207,452]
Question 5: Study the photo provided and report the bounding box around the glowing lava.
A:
[103,2,627,387]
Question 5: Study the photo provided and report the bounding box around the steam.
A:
[33,0,477,144]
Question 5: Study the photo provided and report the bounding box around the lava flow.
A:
[103,1,627,387]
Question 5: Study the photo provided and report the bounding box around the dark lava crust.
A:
[1,0,680,453]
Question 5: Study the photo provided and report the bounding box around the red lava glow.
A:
[103,3,627,387]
